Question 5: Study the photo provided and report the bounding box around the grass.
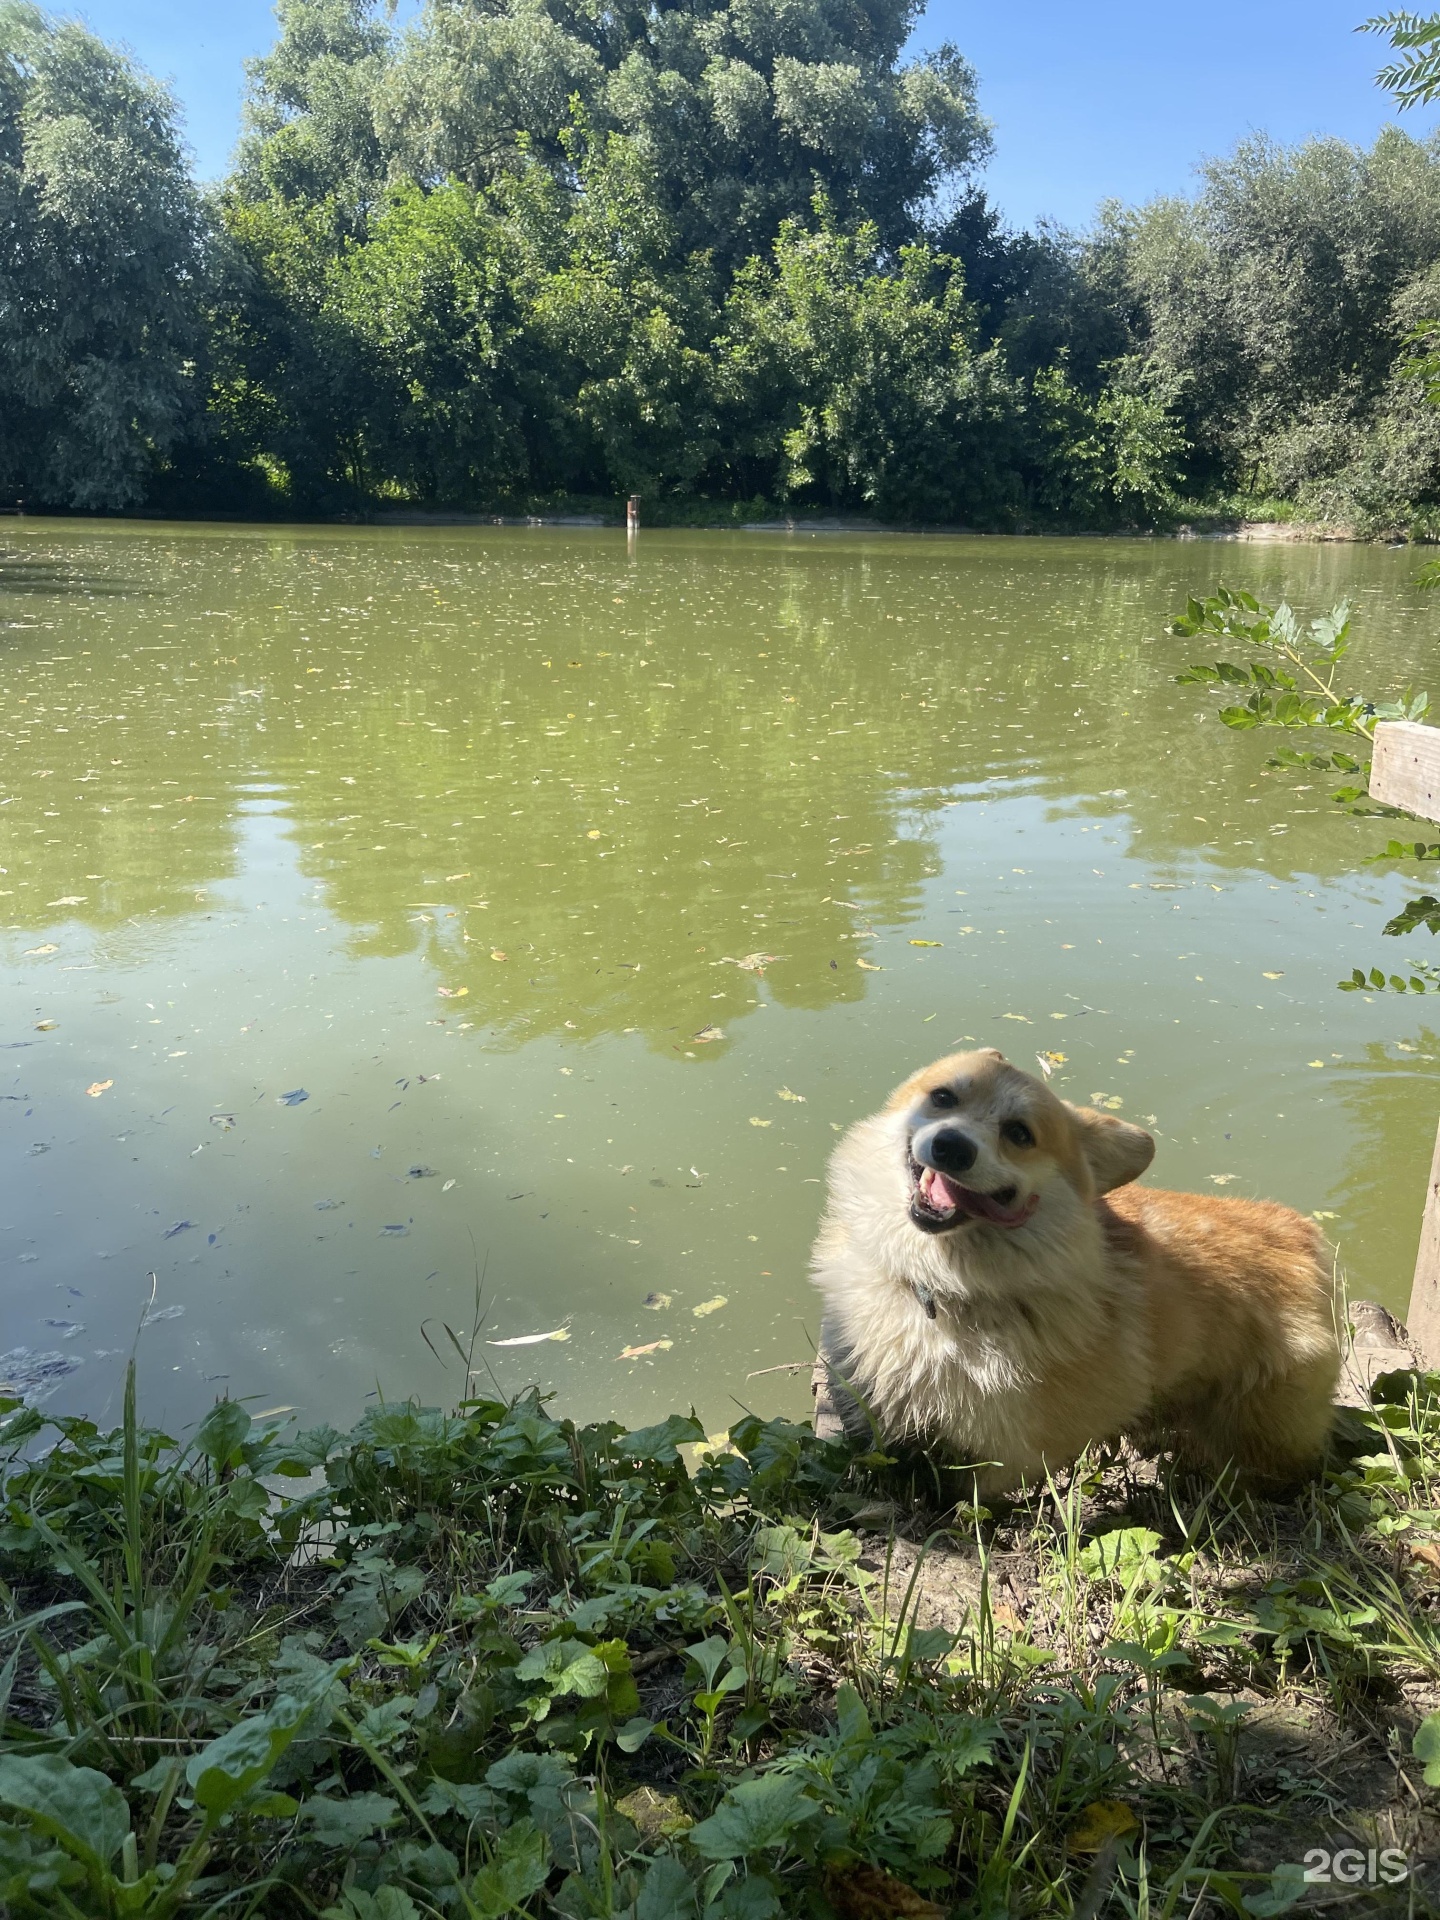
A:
[0,1355,1436,1918]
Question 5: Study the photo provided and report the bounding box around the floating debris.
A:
[692,1025,725,1043]
[277,1088,309,1106]
[619,1339,672,1359]
[0,1347,81,1403]
[141,1305,185,1326]
[641,1291,671,1311]
[163,1221,194,1239]
[407,1166,438,1179]
[85,1080,112,1098]
[487,1326,571,1347]
[692,1296,727,1318]
[380,1223,410,1237]
[314,1199,343,1211]
[210,1113,236,1131]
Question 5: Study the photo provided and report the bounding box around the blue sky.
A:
[70,0,1435,230]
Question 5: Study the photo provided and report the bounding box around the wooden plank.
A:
[1367,722,1440,1360]
[1369,719,1440,824]
[1409,1118,1440,1369]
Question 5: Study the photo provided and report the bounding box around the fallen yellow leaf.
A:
[615,1787,692,1841]
[490,949,508,962]
[619,1339,673,1359]
[749,1117,772,1127]
[34,1020,58,1031]
[85,1080,113,1098]
[1263,971,1284,979]
[1067,1801,1139,1855]
[908,939,942,947]
[777,1087,806,1102]
[1308,1060,1325,1068]
[692,1295,727,1317]
[856,958,882,971]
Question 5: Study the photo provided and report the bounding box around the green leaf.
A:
[1242,1861,1309,1915]
[616,1413,706,1461]
[1218,705,1262,729]
[1415,1709,1440,1785]
[301,1791,399,1846]
[687,1774,818,1860]
[187,1665,344,1821]
[469,1819,550,1919]
[195,1397,251,1468]
[323,1891,423,1920]
[0,1753,130,1871]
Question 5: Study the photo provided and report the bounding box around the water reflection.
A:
[0,522,1437,1430]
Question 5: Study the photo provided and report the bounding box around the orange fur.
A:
[811,1049,1340,1492]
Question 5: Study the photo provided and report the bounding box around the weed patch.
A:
[0,1363,1435,1915]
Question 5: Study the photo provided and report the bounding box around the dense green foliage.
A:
[0,4,204,510]
[12,1,1440,526]
[1,1354,1437,1916]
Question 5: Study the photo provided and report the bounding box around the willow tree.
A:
[0,3,205,509]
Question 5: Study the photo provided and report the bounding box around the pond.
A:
[1,519,1436,1437]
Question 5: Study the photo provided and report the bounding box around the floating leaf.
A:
[210,1113,236,1131]
[856,958,882,970]
[777,1087,806,1102]
[490,950,508,962]
[23,944,57,956]
[908,939,942,947]
[85,1080,112,1098]
[692,1296,727,1318]
[1262,971,1284,979]
[278,1088,309,1106]
[642,1291,671,1310]
[488,1326,571,1346]
[1208,1173,1238,1186]
[748,1117,772,1127]
[619,1340,673,1359]
[692,1025,725,1042]
[33,1020,57,1031]
[437,986,468,998]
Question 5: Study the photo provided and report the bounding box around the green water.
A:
[2,520,1437,1434]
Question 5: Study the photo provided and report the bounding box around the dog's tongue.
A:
[918,1167,1034,1228]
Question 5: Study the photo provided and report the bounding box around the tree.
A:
[238,0,991,269]
[0,3,205,509]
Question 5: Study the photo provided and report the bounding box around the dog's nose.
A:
[928,1128,978,1175]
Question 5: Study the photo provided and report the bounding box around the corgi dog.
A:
[811,1050,1340,1494]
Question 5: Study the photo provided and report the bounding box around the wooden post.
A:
[1368,719,1440,1364]
[626,495,640,534]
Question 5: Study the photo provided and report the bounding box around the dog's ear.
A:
[1070,1106,1155,1195]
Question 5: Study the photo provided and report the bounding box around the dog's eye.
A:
[1001,1120,1035,1148]
[929,1087,958,1109]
